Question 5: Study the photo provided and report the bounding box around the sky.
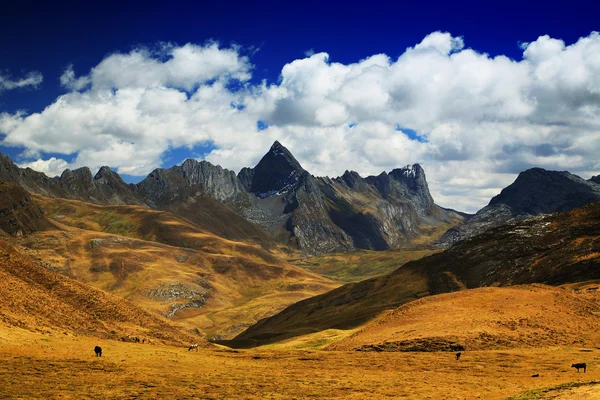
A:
[1,0,599,213]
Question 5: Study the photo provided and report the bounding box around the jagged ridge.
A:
[0,142,464,254]
[436,168,600,247]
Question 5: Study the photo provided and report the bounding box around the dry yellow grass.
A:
[330,284,600,352]
[12,196,338,339]
[1,326,599,399]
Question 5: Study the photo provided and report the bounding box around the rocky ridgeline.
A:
[436,168,600,247]
[0,141,463,254]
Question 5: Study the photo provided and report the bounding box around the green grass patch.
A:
[294,249,438,283]
[507,381,600,400]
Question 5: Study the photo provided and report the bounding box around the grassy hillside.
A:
[0,239,202,346]
[232,202,600,347]
[20,195,337,338]
[330,284,600,351]
[291,248,438,282]
[40,194,278,250]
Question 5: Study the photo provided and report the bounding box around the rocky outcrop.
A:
[0,180,52,237]
[233,142,461,254]
[93,166,141,205]
[437,168,600,247]
[135,159,248,207]
[244,141,305,198]
[590,175,600,185]
[0,154,144,206]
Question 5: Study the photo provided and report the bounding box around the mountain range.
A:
[0,141,465,254]
[1,139,600,354]
[436,167,600,246]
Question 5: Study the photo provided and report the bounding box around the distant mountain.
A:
[0,142,464,254]
[228,201,600,348]
[591,175,600,185]
[234,142,463,253]
[436,168,600,246]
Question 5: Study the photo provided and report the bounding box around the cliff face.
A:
[135,159,248,207]
[231,142,462,254]
[0,154,144,206]
[0,180,51,237]
[0,142,463,254]
[437,168,600,247]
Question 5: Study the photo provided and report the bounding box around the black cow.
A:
[455,352,461,360]
[571,363,586,373]
[94,346,102,357]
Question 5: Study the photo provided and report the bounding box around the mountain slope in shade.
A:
[437,168,600,246]
[329,284,600,351]
[241,140,305,197]
[229,202,600,347]
[0,180,56,237]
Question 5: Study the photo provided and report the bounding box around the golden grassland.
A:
[26,194,447,338]
[13,196,338,339]
[1,327,599,399]
[330,283,600,352]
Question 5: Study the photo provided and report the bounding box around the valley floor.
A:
[1,329,599,399]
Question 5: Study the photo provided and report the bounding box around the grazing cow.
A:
[531,374,539,378]
[188,343,199,352]
[571,363,587,373]
[455,352,461,360]
[94,346,102,357]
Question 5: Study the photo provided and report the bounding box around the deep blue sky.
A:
[1,0,599,184]
[2,0,599,115]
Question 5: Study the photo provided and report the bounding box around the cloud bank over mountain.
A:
[1,31,599,212]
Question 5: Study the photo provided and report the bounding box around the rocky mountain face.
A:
[436,168,600,247]
[0,180,54,237]
[135,158,248,207]
[0,142,463,254]
[0,153,144,206]
[230,201,600,347]
[591,175,600,185]
[233,142,462,254]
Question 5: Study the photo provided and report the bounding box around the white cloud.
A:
[413,31,465,54]
[60,65,91,90]
[0,71,43,92]
[1,32,600,212]
[18,157,71,177]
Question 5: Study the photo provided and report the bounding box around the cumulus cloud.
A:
[60,65,91,90]
[18,157,71,177]
[1,32,600,212]
[0,70,43,92]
